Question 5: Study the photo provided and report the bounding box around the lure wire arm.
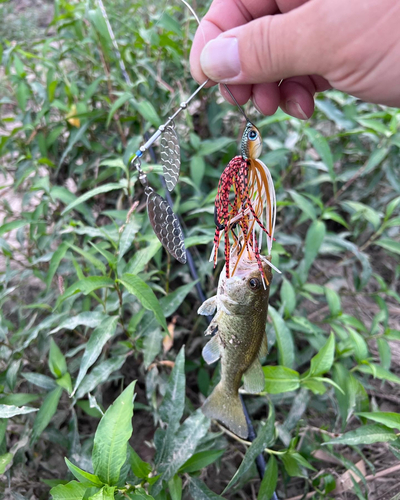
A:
[131,79,209,163]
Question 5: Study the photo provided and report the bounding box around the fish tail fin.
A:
[202,382,248,439]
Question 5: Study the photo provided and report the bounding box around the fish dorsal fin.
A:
[202,335,221,365]
[198,296,217,316]
[243,358,265,394]
[259,334,268,359]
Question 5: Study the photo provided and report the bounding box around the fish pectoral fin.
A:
[198,296,217,316]
[259,334,268,359]
[243,358,265,394]
[202,335,221,364]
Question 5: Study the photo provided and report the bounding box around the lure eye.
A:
[249,278,260,290]
[248,130,258,141]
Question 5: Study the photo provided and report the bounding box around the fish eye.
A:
[248,130,258,141]
[249,278,260,290]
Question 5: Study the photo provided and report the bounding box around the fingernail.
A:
[200,37,241,81]
[286,100,308,120]
[253,98,264,115]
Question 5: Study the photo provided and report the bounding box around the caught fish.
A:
[198,255,272,438]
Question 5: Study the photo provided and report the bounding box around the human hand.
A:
[190,0,400,119]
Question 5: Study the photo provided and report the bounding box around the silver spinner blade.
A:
[146,189,187,264]
[160,124,181,192]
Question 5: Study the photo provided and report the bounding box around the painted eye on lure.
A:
[249,278,261,290]
[248,130,258,141]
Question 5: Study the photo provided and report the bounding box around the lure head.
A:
[241,122,262,160]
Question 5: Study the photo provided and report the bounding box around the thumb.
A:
[200,6,328,84]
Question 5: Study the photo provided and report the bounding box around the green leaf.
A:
[159,346,185,433]
[50,480,88,500]
[325,424,397,446]
[56,277,115,307]
[50,312,107,334]
[190,155,206,187]
[288,190,317,221]
[258,455,278,500]
[46,242,69,291]
[324,235,372,289]
[160,281,197,317]
[56,373,73,394]
[168,475,182,500]
[263,366,300,394]
[348,328,368,362]
[342,201,381,229]
[305,128,334,178]
[377,338,391,370]
[152,410,209,495]
[386,195,400,218]
[65,458,103,487]
[325,287,341,316]
[375,238,400,255]
[87,485,115,500]
[0,393,39,406]
[130,447,152,479]
[119,219,141,261]
[0,404,38,418]
[223,404,275,492]
[356,363,400,385]
[309,333,335,377]
[72,316,119,396]
[49,338,68,379]
[0,219,29,237]
[31,386,63,442]
[58,121,91,168]
[356,412,400,429]
[125,240,161,274]
[106,93,131,127]
[143,328,163,369]
[61,181,127,215]
[281,453,302,477]
[268,306,294,368]
[197,137,233,156]
[133,100,161,128]
[0,453,13,475]
[68,244,106,274]
[304,220,326,273]
[281,279,296,316]
[75,355,127,400]
[92,381,136,486]
[118,274,168,334]
[187,476,222,500]
[179,449,225,473]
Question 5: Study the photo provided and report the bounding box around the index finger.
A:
[190,0,279,84]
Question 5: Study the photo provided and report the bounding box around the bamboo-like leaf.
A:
[0,405,38,418]
[31,386,63,443]
[118,274,168,334]
[268,306,294,368]
[92,381,136,485]
[72,316,118,396]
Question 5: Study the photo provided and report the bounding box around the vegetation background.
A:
[1,0,400,499]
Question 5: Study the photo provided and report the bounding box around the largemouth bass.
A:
[198,258,272,438]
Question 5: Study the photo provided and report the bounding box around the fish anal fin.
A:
[259,334,268,359]
[202,335,221,364]
[243,358,265,394]
[202,382,248,439]
[198,296,217,316]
